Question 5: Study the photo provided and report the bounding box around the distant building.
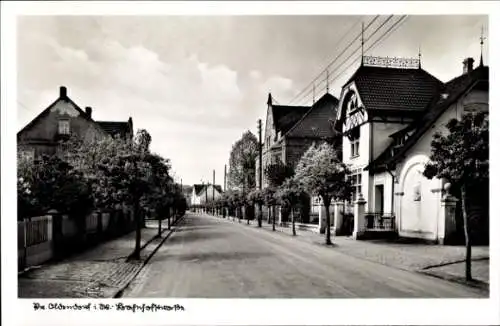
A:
[17,86,134,160]
[337,55,488,244]
[191,184,223,206]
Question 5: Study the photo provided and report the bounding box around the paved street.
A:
[123,212,487,298]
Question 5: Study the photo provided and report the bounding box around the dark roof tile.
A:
[347,65,444,113]
[367,65,489,172]
[285,93,340,139]
[271,105,310,134]
[96,121,131,139]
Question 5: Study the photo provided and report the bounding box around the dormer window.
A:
[58,120,70,135]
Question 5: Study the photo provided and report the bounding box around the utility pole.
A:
[205,179,208,212]
[257,119,263,228]
[212,169,215,215]
[224,164,227,192]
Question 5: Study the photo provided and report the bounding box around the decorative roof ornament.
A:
[362,55,420,69]
[313,84,316,104]
[326,69,330,93]
[418,44,422,69]
[361,22,365,66]
[480,25,486,67]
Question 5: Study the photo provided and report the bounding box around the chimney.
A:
[463,57,474,74]
[60,86,67,98]
[85,106,92,118]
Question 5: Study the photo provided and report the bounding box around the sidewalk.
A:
[18,217,184,298]
[208,213,489,288]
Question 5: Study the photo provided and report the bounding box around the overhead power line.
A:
[288,15,380,105]
[288,15,379,104]
[304,15,409,105]
[294,15,397,106]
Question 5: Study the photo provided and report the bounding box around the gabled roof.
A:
[17,87,131,140]
[271,104,310,135]
[367,65,489,172]
[193,184,223,196]
[282,92,340,139]
[17,93,98,138]
[344,65,444,113]
[96,121,132,139]
[193,184,205,195]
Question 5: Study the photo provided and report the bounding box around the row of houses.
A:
[18,86,134,160]
[257,53,489,245]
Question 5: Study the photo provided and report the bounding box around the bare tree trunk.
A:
[258,203,262,227]
[291,208,296,236]
[461,186,472,281]
[158,212,162,237]
[272,206,276,231]
[324,197,332,245]
[267,206,271,224]
[132,201,141,260]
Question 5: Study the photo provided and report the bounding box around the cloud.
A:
[17,31,296,185]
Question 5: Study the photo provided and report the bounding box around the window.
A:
[350,126,360,158]
[348,169,363,202]
[347,93,359,115]
[58,120,70,135]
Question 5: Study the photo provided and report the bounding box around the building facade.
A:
[17,86,134,160]
[255,92,342,226]
[337,55,489,244]
[258,92,341,189]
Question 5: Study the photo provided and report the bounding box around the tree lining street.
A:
[123,212,487,298]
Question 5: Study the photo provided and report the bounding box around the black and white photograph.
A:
[1,1,499,326]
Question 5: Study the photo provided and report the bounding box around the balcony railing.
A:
[364,212,395,231]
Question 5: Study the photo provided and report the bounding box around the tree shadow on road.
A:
[166,231,228,244]
[154,251,272,263]
[177,226,217,232]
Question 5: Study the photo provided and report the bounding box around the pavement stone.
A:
[18,218,181,298]
[207,213,490,285]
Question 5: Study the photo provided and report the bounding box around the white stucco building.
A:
[190,184,223,206]
[337,55,489,244]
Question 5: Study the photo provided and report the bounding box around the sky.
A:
[17,15,488,186]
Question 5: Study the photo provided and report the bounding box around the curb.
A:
[112,214,186,298]
[420,257,490,270]
[419,269,489,292]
